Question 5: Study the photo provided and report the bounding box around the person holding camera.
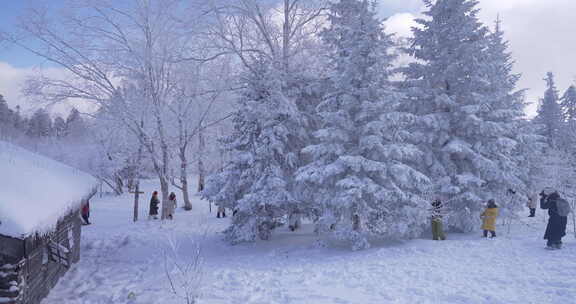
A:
[540,188,568,250]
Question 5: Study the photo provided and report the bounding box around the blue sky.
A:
[1,0,575,116]
[0,0,421,67]
[0,1,39,67]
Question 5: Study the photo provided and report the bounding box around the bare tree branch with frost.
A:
[163,235,204,304]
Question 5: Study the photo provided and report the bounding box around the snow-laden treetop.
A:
[0,141,98,238]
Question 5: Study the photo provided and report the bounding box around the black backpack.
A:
[556,198,572,217]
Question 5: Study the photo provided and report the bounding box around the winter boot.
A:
[546,241,558,250]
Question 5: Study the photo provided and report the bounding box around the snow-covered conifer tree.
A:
[482,18,538,216]
[560,85,576,122]
[297,0,429,250]
[534,72,563,146]
[402,0,530,231]
[558,85,576,152]
[26,108,53,138]
[204,60,307,243]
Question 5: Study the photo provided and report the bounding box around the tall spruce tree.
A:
[534,72,563,146]
[560,85,576,121]
[26,108,53,138]
[297,0,429,250]
[203,60,310,243]
[402,0,530,231]
[483,18,536,215]
[0,95,14,139]
[65,108,88,139]
[559,85,576,156]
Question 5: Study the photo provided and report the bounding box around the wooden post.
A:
[130,186,144,222]
[131,119,145,222]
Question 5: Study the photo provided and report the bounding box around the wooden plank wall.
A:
[0,208,82,304]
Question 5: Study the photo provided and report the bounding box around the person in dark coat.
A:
[540,188,568,249]
[149,191,160,220]
[81,199,91,225]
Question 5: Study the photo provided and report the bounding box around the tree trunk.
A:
[160,175,170,220]
[197,126,205,192]
[179,147,192,211]
[133,181,140,222]
[282,0,290,74]
[218,127,225,171]
[133,120,144,222]
[114,174,124,194]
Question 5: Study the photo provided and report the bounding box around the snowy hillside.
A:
[0,141,98,238]
[41,180,576,304]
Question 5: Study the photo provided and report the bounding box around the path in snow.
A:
[43,180,576,304]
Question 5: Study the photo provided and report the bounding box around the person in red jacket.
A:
[81,199,91,225]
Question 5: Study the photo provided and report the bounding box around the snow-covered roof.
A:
[0,141,98,239]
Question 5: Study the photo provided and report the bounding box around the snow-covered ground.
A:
[43,180,576,304]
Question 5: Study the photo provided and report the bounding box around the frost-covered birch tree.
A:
[10,0,215,218]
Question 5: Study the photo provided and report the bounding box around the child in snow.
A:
[167,192,177,220]
[430,199,446,240]
[149,191,160,220]
[81,199,91,225]
[481,199,499,238]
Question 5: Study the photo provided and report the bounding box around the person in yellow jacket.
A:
[481,199,499,238]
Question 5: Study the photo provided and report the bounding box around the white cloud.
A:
[0,61,89,116]
[384,13,420,38]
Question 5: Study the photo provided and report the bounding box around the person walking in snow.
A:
[540,188,569,249]
[430,199,446,240]
[81,199,91,225]
[166,192,177,220]
[288,210,302,231]
[149,191,160,220]
[527,194,538,217]
[217,205,226,218]
[481,199,499,238]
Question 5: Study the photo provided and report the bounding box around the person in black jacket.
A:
[149,191,160,220]
[540,188,568,249]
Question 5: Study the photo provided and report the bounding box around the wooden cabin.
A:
[0,142,98,304]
